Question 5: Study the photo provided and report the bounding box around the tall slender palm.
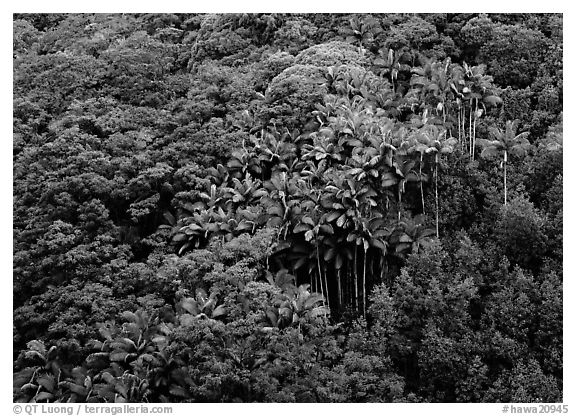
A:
[479,120,530,206]
[358,214,392,315]
[421,126,458,237]
[411,136,430,216]
[391,149,419,222]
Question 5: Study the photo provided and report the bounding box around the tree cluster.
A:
[14,13,562,403]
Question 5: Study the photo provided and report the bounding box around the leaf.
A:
[410,76,428,86]
[180,298,200,315]
[382,178,398,188]
[179,314,196,326]
[163,211,176,226]
[371,238,387,251]
[309,306,330,319]
[152,336,167,346]
[319,224,334,235]
[252,189,268,199]
[169,385,190,398]
[172,233,188,243]
[60,381,88,396]
[411,66,425,76]
[109,351,129,362]
[266,309,278,326]
[346,139,363,147]
[293,223,311,234]
[420,228,436,238]
[177,242,192,255]
[335,255,344,270]
[304,293,324,309]
[483,95,502,106]
[27,340,47,355]
[275,269,295,289]
[347,167,364,176]
[292,243,311,254]
[24,350,45,362]
[211,305,227,318]
[227,158,244,169]
[109,338,135,352]
[480,147,500,159]
[293,257,308,270]
[21,382,38,392]
[326,211,341,223]
[98,325,114,341]
[120,311,138,323]
[86,353,110,368]
[440,147,454,154]
[398,234,413,243]
[301,216,315,227]
[395,243,411,253]
[324,248,336,261]
[195,288,208,303]
[100,372,116,385]
[34,392,54,402]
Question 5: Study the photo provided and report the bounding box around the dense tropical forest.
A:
[13,13,563,403]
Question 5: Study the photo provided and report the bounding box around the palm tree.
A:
[358,214,392,316]
[374,48,410,95]
[410,135,431,216]
[344,16,382,56]
[421,126,458,237]
[227,138,263,179]
[391,214,436,258]
[479,120,530,206]
[391,149,419,222]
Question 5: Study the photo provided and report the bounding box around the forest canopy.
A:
[13,13,562,403]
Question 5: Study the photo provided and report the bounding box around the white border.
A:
[3,4,571,414]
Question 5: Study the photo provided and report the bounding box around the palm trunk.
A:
[468,106,473,160]
[457,108,461,142]
[362,246,367,317]
[337,266,343,309]
[349,260,353,309]
[323,262,330,309]
[435,155,440,238]
[354,245,359,312]
[398,185,402,222]
[472,99,478,161]
[504,150,507,206]
[462,107,466,153]
[311,266,315,293]
[420,153,425,215]
[317,246,325,303]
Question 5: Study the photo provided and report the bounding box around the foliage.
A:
[13,13,562,403]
